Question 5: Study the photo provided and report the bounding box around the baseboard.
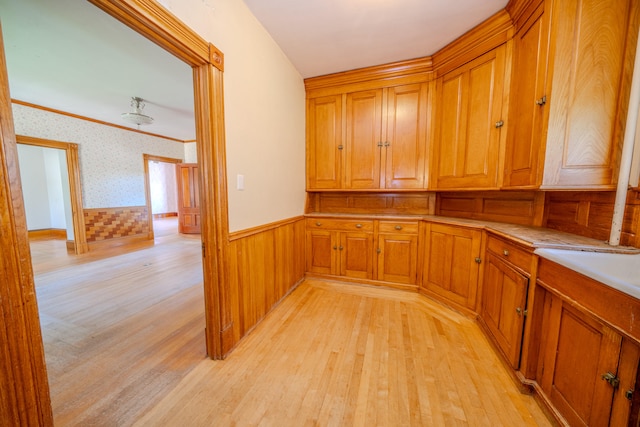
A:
[153,212,178,219]
[87,233,153,253]
[28,228,67,240]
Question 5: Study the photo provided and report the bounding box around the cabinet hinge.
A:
[202,242,206,257]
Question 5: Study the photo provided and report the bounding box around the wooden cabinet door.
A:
[383,84,429,189]
[306,229,337,275]
[339,232,373,279]
[345,89,383,189]
[176,163,201,234]
[307,95,343,189]
[433,46,507,190]
[377,233,418,284]
[481,253,528,369]
[503,4,550,188]
[422,223,482,309]
[542,0,638,189]
[539,294,622,427]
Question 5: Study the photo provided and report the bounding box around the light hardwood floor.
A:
[32,219,552,426]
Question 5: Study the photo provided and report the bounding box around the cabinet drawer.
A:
[378,221,419,234]
[486,235,533,273]
[306,218,374,232]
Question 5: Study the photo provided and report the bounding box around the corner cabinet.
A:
[431,45,508,190]
[421,222,482,311]
[504,0,640,189]
[306,82,430,191]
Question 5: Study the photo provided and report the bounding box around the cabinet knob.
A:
[377,248,381,254]
[339,246,344,251]
[602,372,620,389]
[503,249,509,256]
[474,257,482,264]
[355,223,363,228]
[315,222,322,226]
[384,141,390,147]
[394,225,403,230]
[516,307,522,316]
[338,145,344,150]
[535,95,547,106]
[333,245,337,250]
[377,141,383,147]
[495,120,504,128]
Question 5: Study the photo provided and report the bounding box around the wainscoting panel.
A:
[84,206,150,243]
[544,191,640,247]
[228,217,306,345]
[307,192,435,215]
[436,191,545,226]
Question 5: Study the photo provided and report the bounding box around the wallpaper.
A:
[12,103,186,208]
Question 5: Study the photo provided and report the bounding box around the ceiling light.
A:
[121,96,153,127]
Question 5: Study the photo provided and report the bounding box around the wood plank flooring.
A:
[32,218,552,426]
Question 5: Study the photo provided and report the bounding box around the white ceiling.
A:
[0,0,195,141]
[0,0,509,142]
[244,0,508,78]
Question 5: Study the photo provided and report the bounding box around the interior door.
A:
[176,163,201,234]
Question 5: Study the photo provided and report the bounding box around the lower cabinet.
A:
[306,221,374,279]
[421,222,482,310]
[537,259,640,426]
[306,218,419,285]
[377,221,419,285]
[480,252,528,369]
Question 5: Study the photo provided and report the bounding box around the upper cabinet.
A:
[431,45,509,190]
[307,80,430,191]
[504,0,640,189]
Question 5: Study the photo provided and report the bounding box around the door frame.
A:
[143,153,182,240]
[17,135,88,254]
[1,1,232,423]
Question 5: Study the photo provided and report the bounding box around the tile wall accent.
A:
[84,206,149,242]
[12,103,186,208]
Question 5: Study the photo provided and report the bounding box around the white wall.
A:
[13,103,185,208]
[157,0,306,232]
[148,160,178,214]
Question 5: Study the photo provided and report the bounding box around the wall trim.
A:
[229,215,305,241]
[13,99,190,143]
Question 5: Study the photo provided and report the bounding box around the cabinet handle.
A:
[339,246,344,251]
[315,222,322,226]
[474,257,482,264]
[394,225,403,230]
[535,95,547,106]
[377,141,383,147]
[355,224,363,228]
[516,307,522,316]
[495,120,504,128]
[384,141,390,147]
[377,248,381,254]
[338,145,344,150]
[602,372,620,389]
[503,249,509,256]
[333,245,337,250]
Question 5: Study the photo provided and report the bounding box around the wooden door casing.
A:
[176,163,201,234]
[481,253,528,369]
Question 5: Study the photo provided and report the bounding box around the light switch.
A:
[237,174,244,190]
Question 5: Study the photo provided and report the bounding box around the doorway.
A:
[143,154,182,239]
